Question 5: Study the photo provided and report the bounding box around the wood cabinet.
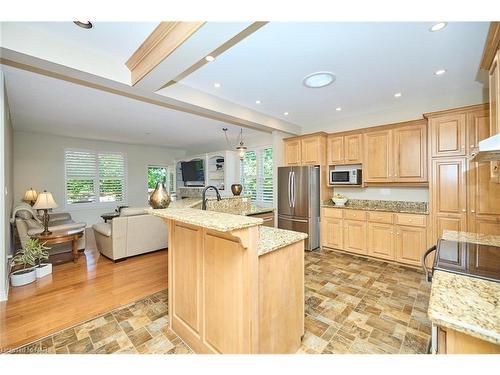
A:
[251,212,275,227]
[395,225,427,266]
[343,219,367,255]
[321,207,427,266]
[489,50,499,136]
[284,133,326,166]
[429,113,466,157]
[363,120,427,183]
[327,134,362,164]
[364,130,393,182]
[367,222,394,260]
[393,123,428,182]
[436,326,500,354]
[431,158,467,241]
[284,139,301,166]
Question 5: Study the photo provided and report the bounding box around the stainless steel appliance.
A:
[329,168,362,185]
[278,166,320,250]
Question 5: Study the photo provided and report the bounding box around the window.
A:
[65,149,126,206]
[240,147,273,206]
[148,166,174,194]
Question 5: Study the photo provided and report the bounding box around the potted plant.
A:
[10,242,38,287]
[29,239,51,278]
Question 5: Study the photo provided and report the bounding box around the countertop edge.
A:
[321,204,429,215]
[258,226,308,256]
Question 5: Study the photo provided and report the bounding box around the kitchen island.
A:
[148,207,307,354]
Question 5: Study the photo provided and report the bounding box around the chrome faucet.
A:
[202,185,221,210]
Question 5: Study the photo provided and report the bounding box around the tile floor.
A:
[9,248,432,354]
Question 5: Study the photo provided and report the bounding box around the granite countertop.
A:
[168,198,202,209]
[428,270,500,345]
[321,199,428,214]
[427,230,500,345]
[258,226,308,256]
[147,207,263,232]
[441,230,500,246]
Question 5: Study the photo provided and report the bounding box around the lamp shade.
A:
[23,188,38,203]
[33,190,58,210]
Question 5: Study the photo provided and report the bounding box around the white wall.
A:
[1,71,14,301]
[332,187,428,202]
[13,131,186,226]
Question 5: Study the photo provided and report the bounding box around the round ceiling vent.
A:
[303,72,335,88]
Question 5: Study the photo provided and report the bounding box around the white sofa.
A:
[92,207,168,261]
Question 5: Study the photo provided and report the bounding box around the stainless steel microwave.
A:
[329,169,362,185]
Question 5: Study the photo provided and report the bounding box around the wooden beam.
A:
[480,22,500,70]
[126,22,205,85]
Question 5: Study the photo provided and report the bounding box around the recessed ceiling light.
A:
[303,72,335,88]
[394,92,402,98]
[205,55,215,62]
[429,22,447,32]
[74,21,93,29]
[434,69,447,76]
[255,100,261,104]
[214,82,221,88]
[335,107,342,111]
[283,112,289,116]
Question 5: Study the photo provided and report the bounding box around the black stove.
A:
[433,239,500,282]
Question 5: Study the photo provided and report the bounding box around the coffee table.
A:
[32,228,85,263]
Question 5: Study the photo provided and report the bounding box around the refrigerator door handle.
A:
[291,171,296,207]
[278,215,308,223]
[288,171,292,207]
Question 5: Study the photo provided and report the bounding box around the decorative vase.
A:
[231,184,243,196]
[10,267,36,287]
[149,181,171,209]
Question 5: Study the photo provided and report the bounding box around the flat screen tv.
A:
[181,160,205,182]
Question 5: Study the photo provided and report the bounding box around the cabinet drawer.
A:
[367,211,394,224]
[343,210,367,221]
[322,208,343,219]
[395,213,426,227]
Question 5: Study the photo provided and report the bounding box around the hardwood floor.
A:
[0,230,168,351]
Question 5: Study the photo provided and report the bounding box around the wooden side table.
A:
[32,229,85,263]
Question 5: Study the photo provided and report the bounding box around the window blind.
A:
[240,147,273,205]
[65,150,126,205]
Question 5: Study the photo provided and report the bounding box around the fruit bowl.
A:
[332,195,348,206]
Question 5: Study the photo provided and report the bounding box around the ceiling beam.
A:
[1,48,302,135]
[126,21,205,85]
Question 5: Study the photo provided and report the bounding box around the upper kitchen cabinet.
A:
[283,133,327,166]
[364,130,393,182]
[428,112,467,157]
[327,133,362,165]
[363,120,427,184]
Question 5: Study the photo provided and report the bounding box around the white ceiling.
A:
[165,22,489,132]
[0,22,157,83]
[2,65,266,151]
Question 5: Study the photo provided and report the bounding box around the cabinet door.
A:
[393,123,427,182]
[367,222,394,260]
[327,136,344,165]
[301,137,321,165]
[284,140,301,166]
[343,220,367,255]
[431,158,467,240]
[429,114,466,157]
[321,217,343,249]
[344,134,362,164]
[364,130,393,182]
[490,51,499,136]
[395,225,426,266]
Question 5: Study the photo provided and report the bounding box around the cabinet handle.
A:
[471,210,475,213]
[462,209,466,212]
[397,232,400,236]
[408,219,412,222]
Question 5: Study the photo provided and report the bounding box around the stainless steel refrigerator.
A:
[278,166,320,251]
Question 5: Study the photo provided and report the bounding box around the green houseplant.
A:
[10,239,50,286]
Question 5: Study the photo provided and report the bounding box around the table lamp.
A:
[23,188,38,206]
[33,190,58,235]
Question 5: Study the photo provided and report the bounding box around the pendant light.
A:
[223,128,247,160]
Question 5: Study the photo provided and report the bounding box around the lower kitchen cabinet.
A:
[343,219,367,255]
[437,326,500,354]
[321,217,343,249]
[367,222,395,260]
[395,225,427,266]
[251,212,275,227]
